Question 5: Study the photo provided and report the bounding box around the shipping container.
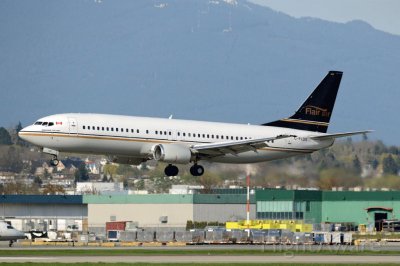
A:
[107,230,121,241]
[175,231,193,243]
[266,229,281,244]
[227,229,249,244]
[292,232,305,245]
[314,232,332,244]
[343,232,352,244]
[120,231,137,242]
[205,229,230,244]
[156,231,175,243]
[281,230,293,244]
[57,219,67,231]
[250,230,266,244]
[189,230,205,244]
[136,230,155,242]
[106,221,128,231]
[331,232,342,244]
[304,233,314,244]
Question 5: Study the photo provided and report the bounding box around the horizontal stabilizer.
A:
[310,130,373,140]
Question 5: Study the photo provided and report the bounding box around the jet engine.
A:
[152,144,193,164]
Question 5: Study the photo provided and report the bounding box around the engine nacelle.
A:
[152,144,192,164]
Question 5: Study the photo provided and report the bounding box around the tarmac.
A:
[1,254,400,264]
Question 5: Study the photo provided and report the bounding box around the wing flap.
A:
[191,135,294,157]
[310,130,373,140]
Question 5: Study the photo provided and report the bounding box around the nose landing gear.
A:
[50,157,59,166]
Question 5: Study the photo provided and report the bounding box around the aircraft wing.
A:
[191,134,295,157]
[310,130,373,141]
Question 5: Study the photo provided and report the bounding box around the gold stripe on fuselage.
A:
[19,131,315,154]
[280,118,329,126]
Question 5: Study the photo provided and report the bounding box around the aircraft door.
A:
[68,118,78,134]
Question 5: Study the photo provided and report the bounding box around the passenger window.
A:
[183,133,186,137]
[116,128,119,132]
[207,134,209,138]
[188,133,191,137]
[97,127,100,130]
[137,129,140,133]
[83,126,86,129]
[169,132,172,136]
[107,127,109,131]
[212,135,214,139]
[216,135,219,139]
[240,137,243,140]
[111,128,114,131]
[155,131,158,134]
[102,127,104,131]
[146,130,149,134]
[178,132,180,136]
[202,134,205,138]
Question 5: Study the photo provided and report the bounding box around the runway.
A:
[1,255,400,264]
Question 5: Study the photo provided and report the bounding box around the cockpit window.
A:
[42,122,48,126]
[7,225,14,230]
[34,122,42,125]
[48,122,54,126]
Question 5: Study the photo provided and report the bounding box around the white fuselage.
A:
[0,221,26,241]
[19,113,333,164]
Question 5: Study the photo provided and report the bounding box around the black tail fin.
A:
[263,71,343,133]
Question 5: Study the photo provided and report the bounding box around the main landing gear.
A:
[164,164,205,177]
[164,164,179,176]
[190,164,204,176]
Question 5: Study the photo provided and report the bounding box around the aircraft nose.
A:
[18,126,33,141]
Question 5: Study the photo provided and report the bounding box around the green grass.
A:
[1,263,398,266]
[0,248,396,257]
[0,264,400,266]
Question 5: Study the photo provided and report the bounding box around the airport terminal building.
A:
[1,189,400,233]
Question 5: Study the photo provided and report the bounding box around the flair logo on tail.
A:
[303,105,331,118]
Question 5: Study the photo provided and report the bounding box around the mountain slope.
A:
[0,0,399,143]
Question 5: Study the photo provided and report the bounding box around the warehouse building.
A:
[256,189,400,230]
[85,193,256,231]
[0,195,87,231]
[1,190,400,233]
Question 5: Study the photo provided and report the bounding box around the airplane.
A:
[19,71,370,177]
[0,221,26,247]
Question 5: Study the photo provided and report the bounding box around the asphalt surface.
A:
[1,255,400,264]
[2,241,400,264]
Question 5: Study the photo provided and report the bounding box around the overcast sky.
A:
[249,0,400,36]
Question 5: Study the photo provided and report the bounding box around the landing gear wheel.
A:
[50,158,59,166]
[190,164,204,176]
[164,164,179,176]
[9,240,14,247]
